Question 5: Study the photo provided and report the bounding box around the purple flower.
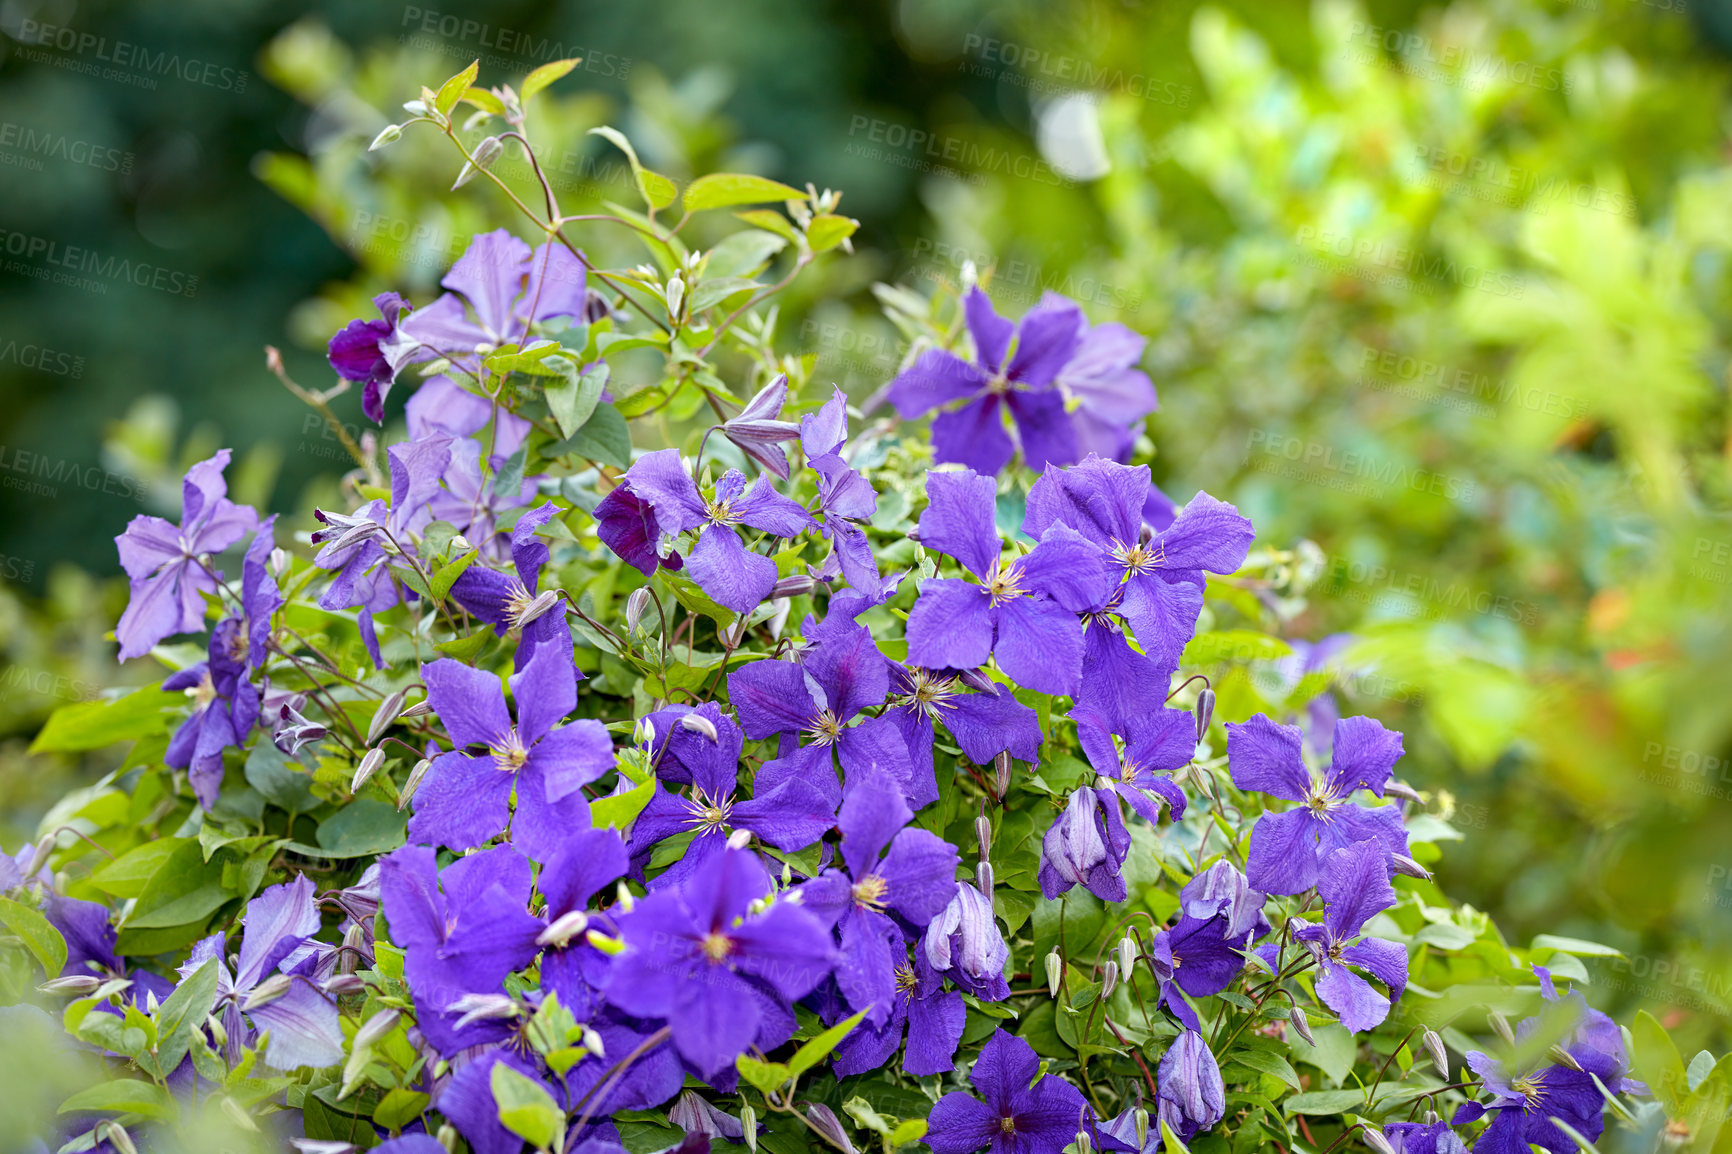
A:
[1226,713,1408,895]
[926,1029,1090,1154]
[606,847,836,1080]
[239,514,281,675]
[886,664,1044,810]
[795,785,959,1025]
[437,1048,564,1154]
[313,434,454,613]
[535,827,630,1019]
[378,844,543,1057]
[1382,1121,1467,1154]
[407,373,532,461]
[163,619,260,808]
[407,643,614,860]
[1146,913,1248,1030]
[623,448,814,613]
[1023,456,1254,681]
[886,287,1085,475]
[398,229,589,375]
[429,437,540,563]
[720,374,803,478]
[1157,1030,1226,1141]
[447,501,575,670]
[822,945,967,1078]
[1049,298,1158,463]
[802,387,883,598]
[328,291,424,422]
[595,479,684,577]
[923,879,1009,1000]
[1293,840,1409,1033]
[905,468,1111,697]
[728,615,913,808]
[114,449,257,660]
[625,702,834,889]
[176,874,342,1070]
[1073,705,1193,824]
[1179,860,1270,950]
[1038,786,1131,902]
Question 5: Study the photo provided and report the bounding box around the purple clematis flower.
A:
[1226,713,1408,895]
[114,449,258,660]
[822,944,967,1078]
[1451,966,1644,1154]
[719,374,803,478]
[1048,296,1159,463]
[429,437,540,563]
[923,878,1009,1000]
[408,373,533,463]
[163,618,260,808]
[606,847,836,1080]
[535,827,630,1020]
[622,448,815,613]
[1038,785,1132,903]
[1073,705,1193,824]
[728,616,913,808]
[176,874,343,1070]
[378,844,543,1057]
[1292,840,1409,1033]
[447,500,575,670]
[886,287,1085,475]
[1382,1121,1468,1154]
[437,1048,565,1154]
[239,514,281,675]
[905,468,1112,697]
[926,1029,1091,1154]
[594,478,684,577]
[312,434,454,613]
[1022,456,1254,678]
[886,664,1044,810]
[1179,860,1270,951]
[1157,1030,1226,1141]
[327,291,425,422]
[398,229,589,376]
[801,386,883,597]
[407,643,614,861]
[625,702,834,889]
[794,785,960,1026]
[1147,911,1251,1032]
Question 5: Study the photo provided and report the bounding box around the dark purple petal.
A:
[733,475,815,537]
[962,287,1014,372]
[595,482,674,576]
[804,619,891,722]
[728,658,821,739]
[931,396,1016,476]
[729,778,837,851]
[1325,715,1405,799]
[1006,386,1080,471]
[1343,937,1409,1003]
[991,594,1083,697]
[904,988,966,1076]
[1021,455,1148,548]
[1316,839,1398,941]
[422,658,511,748]
[905,579,995,676]
[924,1093,1003,1154]
[623,449,708,535]
[510,635,577,745]
[1117,568,1205,673]
[1226,714,1310,801]
[1245,806,1322,895]
[838,784,910,880]
[1005,296,1084,388]
[1157,491,1255,573]
[1020,523,1116,612]
[876,829,961,927]
[885,349,987,419]
[539,827,629,916]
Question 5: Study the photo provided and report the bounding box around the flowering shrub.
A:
[4,58,1716,1154]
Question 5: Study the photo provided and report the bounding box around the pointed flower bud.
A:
[1289,1004,1315,1046]
[322,973,366,997]
[401,698,432,718]
[367,690,408,745]
[975,815,993,861]
[437,1124,459,1153]
[1489,1009,1515,1045]
[369,124,403,151]
[1134,1109,1149,1149]
[1101,959,1119,999]
[720,374,801,479]
[37,974,104,996]
[976,861,994,903]
[242,973,293,1010]
[471,135,503,170]
[1391,854,1432,880]
[397,758,432,811]
[354,1008,400,1051]
[1364,1128,1396,1154]
[1424,1028,1449,1076]
[206,1013,227,1048]
[351,747,386,794]
[633,717,656,749]
[680,712,720,742]
[1075,1130,1093,1154]
[99,1122,140,1154]
[1385,780,1423,803]
[726,828,753,851]
[447,994,519,1031]
[742,1105,758,1153]
[1194,687,1215,742]
[768,573,817,599]
[581,1026,606,1059]
[625,586,653,634]
[992,750,1013,800]
[1046,948,1064,998]
[1117,934,1138,978]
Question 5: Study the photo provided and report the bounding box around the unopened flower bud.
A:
[633,717,656,749]
[98,1122,139,1154]
[976,861,993,903]
[322,973,366,996]
[726,828,753,850]
[448,993,519,1030]
[242,973,293,1010]
[449,535,472,553]
[221,1095,260,1131]
[37,974,103,996]
[367,691,408,746]
[1549,1044,1583,1071]
[1391,854,1432,880]
[1489,1010,1515,1045]
[1101,959,1119,999]
[1289,1004,1315,1046]
[992,750,1012,800]
[354,1008,400,1051]
[471,135,503,171]
[1364,1128,1396,1154]
[666,274,685,318]
[1075,1130,1093,1154]
[1424,1028,1448,1077]
[537,909,591,948]
[742,1105,758,1152]
[24,832,56,878]
[1385,780,1423,803]
[1134,1109,1149,1149]
[206,1013,227,1048]
[352,747,386,794]
[338,922,366,976]
[397,758,432,811]
[768,573,818,599]
[369,124,402,151]
[1117,934,1138,977]
[1045,948,1063,998]
[680,713,719,742]
[975,815,992,860]
[437,1124,459,1153]
[581,1026,606,1059]
[270,547,291,577]
[624,587,653,634]
[1194,687,1215,743]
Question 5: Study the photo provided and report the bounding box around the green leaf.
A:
[683,173,807,212]
[550,402,632,469]
[1183,630,1295,664]
[153,957,221,1076]
[592,774,656,832]
[29,687,175,753]
[490,1062,563,1150]
[430,549,479,601]
[373,1087,430,1133]
[1631,1010,1688,1115]
[705,230,788,277]
[735,1054,792,1094]
[0,896,66,977]
[434,61,479,116]
[1160,1118,1192,1154]
[461,88,507,116]
[657,568,737,628]
[494,445,528,498]
[1290,1023,1357,1085]
[89,838,186,898]
[888,1118,928,1145]
[246,740,317,813]
[1227,1046,1302,1091]
[733,209,800,242]
[788,1008,868,1080]
[688,276,760,312]
[1529,934,1622,958]
[589,126,679,212]
[1285,1089,1367,1115]
[522,57,580,102]
[546,361,608,439]
[806,212,859,253]
[390,563,433,601]
[59,1079,175,1121]
[287,800,409,859]
[435,630,494,663]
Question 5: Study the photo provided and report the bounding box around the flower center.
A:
[226,631,249,664]
[1305,780,1338,815]
[894,965,918,994]
[852,874,889,910]
[503,580,537,628]
[490,729,530,771]
[900,669,958,718]
[985,560,1026,607]
[701,932,733,962]
[1511,1073,1547,1106]
[984,371,1012,396]
[705,500,740,527]
[683,788,733,832]
[1110,538,1165,575]
[804,709,844,745]
[999,1117,1016,1135]
[189,672,217,710]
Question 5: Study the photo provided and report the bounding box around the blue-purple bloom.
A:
[905,468,1111,697]
[1227,713,1408,895]
[886,664,1044,809]
[926,1028,1091,1154]
[821,944,966,1078]
[1073,705,1193,824]
[886,287,1085,476]
[1157,1030,1226,1141]
[802,386,882,597]
[1049,298,1159,463]
[1382,1121,1468,1154]
[923,878,1009,1000]
[447,500,574,669]
[327,291,423,422]
[312,434,453,613]
[719,374,803,479]
[1293,840,1409,1033]
[408,642,614,860]
[595,478,685,577]
[1038,785,1131,902]
[114,449,257,660]
[162,618,260,808]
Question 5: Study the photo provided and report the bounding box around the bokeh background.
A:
[3,0,1731,1050]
